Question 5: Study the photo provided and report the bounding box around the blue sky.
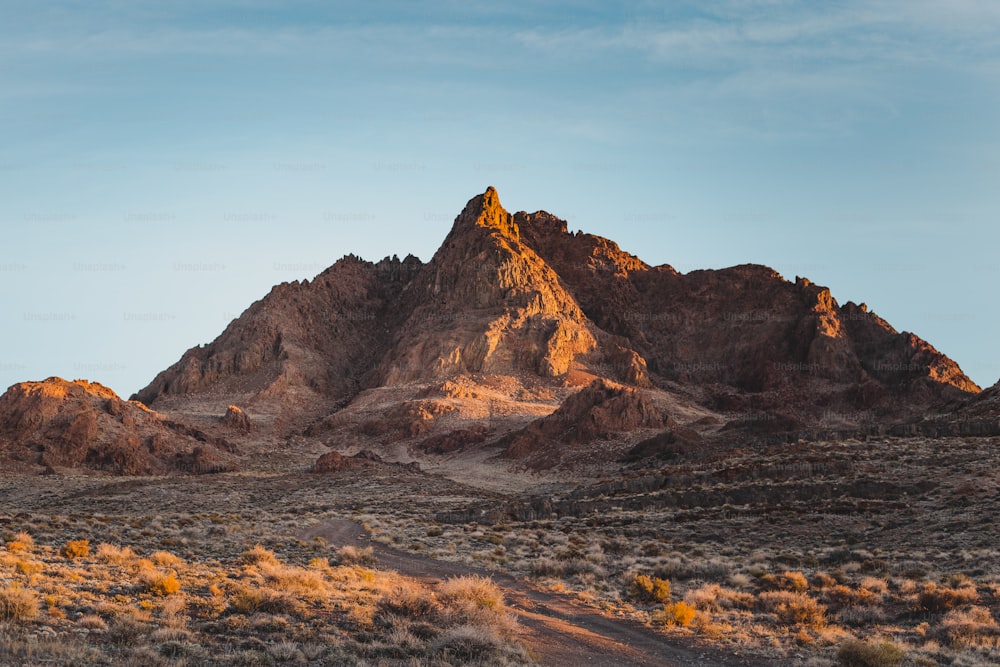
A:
[1,0,998,397]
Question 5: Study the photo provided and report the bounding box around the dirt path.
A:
[304,519,765,667]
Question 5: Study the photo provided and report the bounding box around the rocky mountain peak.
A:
[452,186,519,242]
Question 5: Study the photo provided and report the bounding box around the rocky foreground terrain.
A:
[1,188,997,665]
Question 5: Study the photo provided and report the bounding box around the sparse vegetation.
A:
[0,433,998,665]
[836,638,905,667]
[627,572,672,603]
[60,539,90,559]
[0,584,39,621]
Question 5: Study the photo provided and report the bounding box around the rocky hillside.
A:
[128,188,980,469]
[0,378,236,475]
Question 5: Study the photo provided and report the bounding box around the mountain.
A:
[0,378,236,474]
[125,187,978,471]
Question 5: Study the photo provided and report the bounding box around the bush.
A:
[95,543,137,564]
[627,573,671,604]
[439,576,504,612]
[917,582,978,613]
[432,624,503,661]
[6,531,34,553]
[759,591,826,628]
[149,550,184,568]
[0,584,40,622]
[241,544,279,566]
[378,584,438,619]
[146,573,181,596]
[836,638,904,667]
[62,539,91,559]
[938,605,999,648]
[658,601,696,627]
[335,545,375,566]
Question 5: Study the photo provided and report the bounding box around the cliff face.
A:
[131,187,978,448]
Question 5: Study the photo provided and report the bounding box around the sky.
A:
[1,0,998,397]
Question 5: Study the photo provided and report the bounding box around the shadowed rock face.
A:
[130,188,979,448]
[0,378,234,475]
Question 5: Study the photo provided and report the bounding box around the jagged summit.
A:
[452,186,519,241]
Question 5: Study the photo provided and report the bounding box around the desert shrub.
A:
[439,576,504,612]
[145,572,181,596]
[812,571,838,588]
[432,624,503,661]
[228,584,300,616]
[917,582,978,613]
[836,638,904,667]
[627,573,671,604]
[762,570,808,592]
[107,616,149,645]
[261,564,327,596]
[438,576,514,634]
[149,550,184,568]
[6,531,34,553]
[684,583,755,612]
[825,584,878,607]
[335,545,375,566]
[0,584,40,622]
[15,560,42,576]
[656,601,696,627]
[62,539,90,559]
[77,614,109,630]
[95,543,137,564]
[241,544,280,567]
[859,577,888,595]
[377,584,438,620]
[759,591,826,628]
[938,605,1000,648]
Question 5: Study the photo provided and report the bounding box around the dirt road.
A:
[303,519,765,667]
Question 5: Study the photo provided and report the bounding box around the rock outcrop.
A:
[502,379,675,468]
[223,405,255,432]
[0,378,235,475]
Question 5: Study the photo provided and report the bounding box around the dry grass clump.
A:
[438,575,517,637]
[917,581,978,613]
[627,573,672,604]
[61,539,90,559]
[0,585,40,622]
[335,544,376,566]
[5,531,34,554]
[227,582,301,616]
[95,543,137,564]
[241,544,280,566]
[684,583,755,612]
[836,637,905,667]
[432,623,509,662]
[149,550,184,568]
[937,605,1000,648]
[762,570,809,592]
[758,591,826,628]
[377,582,438,619]
[439,575,505,614]
[144,571,181,596]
